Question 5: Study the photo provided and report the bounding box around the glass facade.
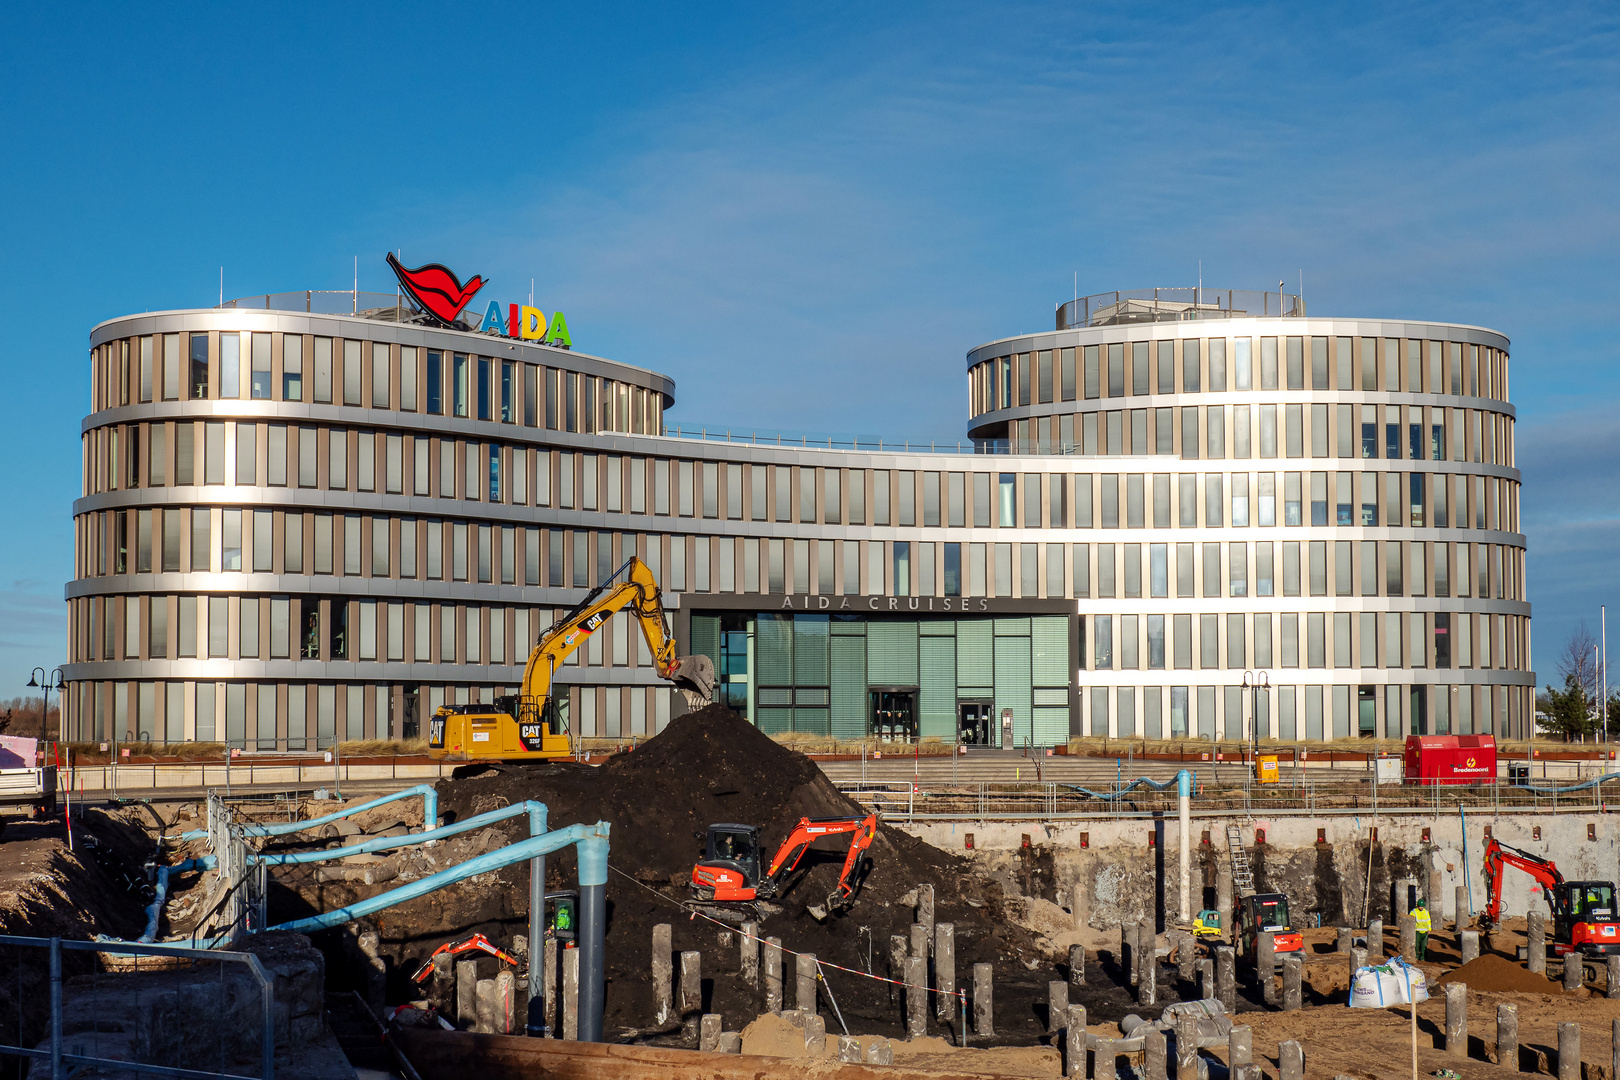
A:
[64,295,1533,749]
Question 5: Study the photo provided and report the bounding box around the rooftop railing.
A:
[1056,287,1305,330]
[659,425,1164,456]
[217,289,423,323]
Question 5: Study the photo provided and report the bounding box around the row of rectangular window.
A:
[1079,683,1528,741]
[78,501,1516,605]
[78,496,1526,611]
[999,402,1513,468]
[66,679,670,746]
[1086,610,1523,673]
[73,592,653,668]
[970,337,1509,415]
[85,423,1521,539]
[73,585,1525,685]
[80,498,1525,602]
[89,332,663,437]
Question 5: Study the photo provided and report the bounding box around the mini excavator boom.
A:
[692,814,878,919]
[1480,838,1619,956]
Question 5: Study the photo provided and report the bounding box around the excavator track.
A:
[682,897,781,925]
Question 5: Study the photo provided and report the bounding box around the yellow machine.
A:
[427,557,715,761]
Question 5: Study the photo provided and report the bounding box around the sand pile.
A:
[738,1013,1062,1076]
[1431,952,1563,994]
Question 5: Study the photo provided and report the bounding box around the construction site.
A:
[3,698,1620,1080]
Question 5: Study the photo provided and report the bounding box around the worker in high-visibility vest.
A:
[1410,900,1431,961]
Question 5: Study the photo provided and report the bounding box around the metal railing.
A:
[661,424,1182,456]
[217,289,405,318]
[662,425,1010,455]
[0,936,274,1080]
[1057,287,1306,329]
[834,773,1620,823]
[56,755,450,796]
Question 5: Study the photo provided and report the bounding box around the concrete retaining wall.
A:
[899,813,1620,928]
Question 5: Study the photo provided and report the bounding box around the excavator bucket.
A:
[670,655,716,707]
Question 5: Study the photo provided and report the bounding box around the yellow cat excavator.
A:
[427,557,715,761]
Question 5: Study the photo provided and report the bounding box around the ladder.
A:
[1227,823,1255,897]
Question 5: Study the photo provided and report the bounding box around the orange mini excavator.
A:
[1480,838,1619,958]
[691,814,878,920]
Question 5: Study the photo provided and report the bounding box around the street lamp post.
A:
[25,667,65,742]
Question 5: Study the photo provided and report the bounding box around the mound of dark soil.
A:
[279,704,1046,1039]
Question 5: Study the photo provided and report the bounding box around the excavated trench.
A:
[250,706,1250,1047]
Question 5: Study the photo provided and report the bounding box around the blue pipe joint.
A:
[576,824,611,888]
[528,805,548,837]
[423,788,439,830]
[1176,770,1192,799]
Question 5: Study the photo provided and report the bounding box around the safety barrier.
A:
[0,935,275,1080]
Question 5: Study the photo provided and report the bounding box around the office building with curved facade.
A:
[64,282,1533,749]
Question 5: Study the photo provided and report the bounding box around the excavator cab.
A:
[1235,893,1304,961]
[693,824,764,900]
[1555,881,1619,956]
[692,815,877,920]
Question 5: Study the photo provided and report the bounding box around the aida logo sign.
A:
[386,253,572,348]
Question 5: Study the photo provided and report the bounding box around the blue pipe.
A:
[1064,773,1188,800]
[178,784,439,841]
[1511,771,1620,795]
[148,802,548,948]
[248,800,546,866]
[139,859,202,942]
[259,821,609,937]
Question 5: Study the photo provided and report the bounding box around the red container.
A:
[1403,734,1496,785]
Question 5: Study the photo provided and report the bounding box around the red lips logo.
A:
[386,253,487,327]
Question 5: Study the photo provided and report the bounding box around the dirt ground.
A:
[0,807,155,938]
[256,705,1228,1043]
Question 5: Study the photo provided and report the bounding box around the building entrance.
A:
[958,699,992,745]
[870,688,918,741]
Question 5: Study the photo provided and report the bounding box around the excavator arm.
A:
[759,814,879,915]
[1481,838,1565,931]
[429,557,714,760]
[519,557,714,720]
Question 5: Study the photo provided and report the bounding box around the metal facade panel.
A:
[1031,615,1069,686]
[919,636,957,740]
[794,707,830,736]
[757,613,793,685]
[792,614,830,686]
[1033,706,1069,745]
[688,614,721,671]
[867,620,919,685]
[757,706,791,735]
[955,618,993,689]
[830,636,868,738]
[993,635,1032,747]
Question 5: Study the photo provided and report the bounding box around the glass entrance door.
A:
[870,689,918,741]
[958,700,991,745]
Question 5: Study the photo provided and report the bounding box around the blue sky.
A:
[1,2,1617,697]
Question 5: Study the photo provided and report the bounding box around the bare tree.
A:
[1559,622,1600,700]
